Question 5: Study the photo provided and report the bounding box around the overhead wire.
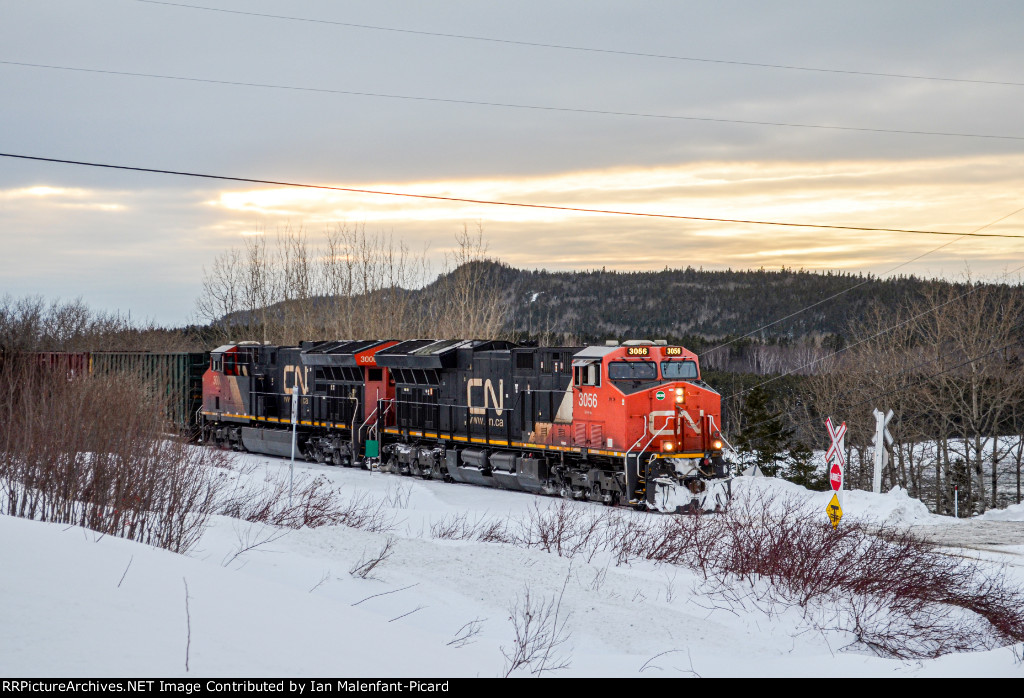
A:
[3,59,1023,142]
[736,320,1024,447]
[130,0,1024,89]
[719,259,1024,404]
[697,204,1024,359]
[3,152,1024,241]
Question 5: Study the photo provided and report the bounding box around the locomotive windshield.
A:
[660,360,698,379]
[608,361,657,381]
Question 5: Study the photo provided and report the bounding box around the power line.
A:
[131,0,1024,89]
[721,259,1024,404]
[3,59,1024,142]
[738,323,1024,446]
[697,204,1024,359]
[4,151,1024,240]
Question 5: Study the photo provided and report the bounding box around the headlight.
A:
[662,441,674,452]
[712,440,723,450]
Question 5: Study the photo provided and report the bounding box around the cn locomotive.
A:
[200,339,731,513]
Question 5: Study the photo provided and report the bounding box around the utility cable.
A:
[737,322,1024,446]
[3,151,1024,240]
[3,59,1023,142]
[720,259,1024,404]
[130,0,1024,89]
[697,204,1024,359]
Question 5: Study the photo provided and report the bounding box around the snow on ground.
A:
[980,502,1024,522]
[3,454,1024,678]
[733,475,944,526]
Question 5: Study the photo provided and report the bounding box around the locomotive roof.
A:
[375,339,517,369]
[572,346,622,362]
[299,339,393,366]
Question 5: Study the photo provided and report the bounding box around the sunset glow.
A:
[204,154,1023,278]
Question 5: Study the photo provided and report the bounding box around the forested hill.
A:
[478,264,1015,345]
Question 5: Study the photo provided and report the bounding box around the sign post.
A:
[290,385,299,508]
[825,416,846,528]
[871,408,894,494]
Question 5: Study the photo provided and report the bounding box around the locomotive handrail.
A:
[368,399,396,444]
[631,414,675,481]
[639,414,675,455]
[351,396,359,462]
[624,415,647,465]
[707,415,735,454]
[243,389,357,424]
[357,399,384,454]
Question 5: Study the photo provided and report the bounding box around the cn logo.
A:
[283,365,311,395]
[467,378,504,415]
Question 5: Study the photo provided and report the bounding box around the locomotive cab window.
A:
[573,361,601,387]
[661,360,698,380]
[608,361,657,381]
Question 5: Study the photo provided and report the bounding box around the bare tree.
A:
[430,223,510,339]
[913,278,1024,513]
[195,221,509,345]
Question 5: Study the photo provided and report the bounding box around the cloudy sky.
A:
[2,0,1023,324]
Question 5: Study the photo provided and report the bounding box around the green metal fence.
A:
[89,352,209,433]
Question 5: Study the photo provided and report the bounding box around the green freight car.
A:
[90,352,209,435]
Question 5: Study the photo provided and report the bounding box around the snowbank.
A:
[732,476,945,525]
[979,501,1024,522]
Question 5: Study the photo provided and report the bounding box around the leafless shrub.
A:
[501,579,572,677]
[429,512,514,544]
[0,358,225,553]
[217,472,395,532]
[308,570,331,593]
[384,481,413,509]
[351,582,419,607]
[429,512,471,540]
[475,517,515,544]
[639,649,701,676]
[695,487,1024,658]
[389,605,426,622]
[447,617,487,648]
[118,555,134,588]
[588,561,611,592]
[515,500,609,562]
[662,569,679,603]
[349,537,396,579]
[608,510,723,572]
[221,522,289,567]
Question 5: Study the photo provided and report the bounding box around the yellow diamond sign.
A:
[826,493,843,528]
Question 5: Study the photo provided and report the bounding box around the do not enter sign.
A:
[830,463,843,491]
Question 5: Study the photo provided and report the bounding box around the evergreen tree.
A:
[734,385,793,476]
[784,440,824,489]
